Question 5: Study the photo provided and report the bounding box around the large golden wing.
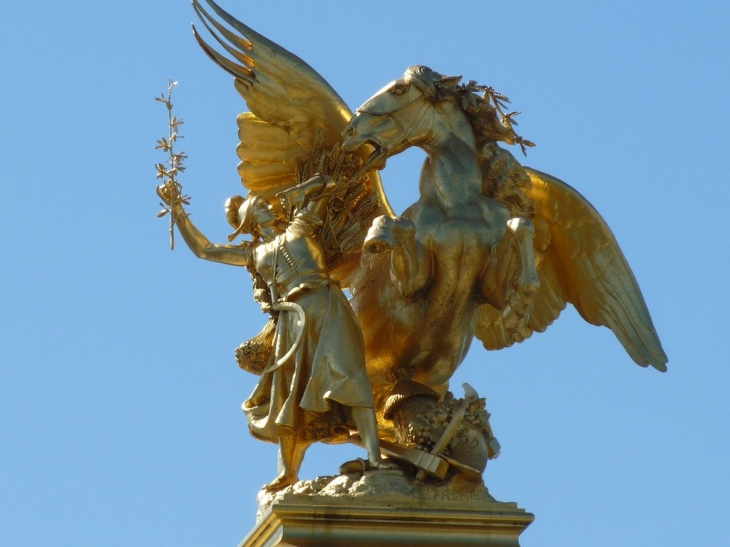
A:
[192,0,393,281]
[476,167,668,371]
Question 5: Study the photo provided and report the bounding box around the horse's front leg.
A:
[481,217,540,334]
[364,215,432,298]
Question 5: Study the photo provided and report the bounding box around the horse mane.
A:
[406,66,535,217]
[477,142,535,217]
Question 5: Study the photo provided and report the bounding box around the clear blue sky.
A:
[2,1,728,545]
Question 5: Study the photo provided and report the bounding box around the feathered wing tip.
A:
[527,169,668,371]
[189,0,394,284]
[193,0,303,74]
[189,0,359,193]
[476,167,668,372]
[191,0,252,80]
[191,0,353,130]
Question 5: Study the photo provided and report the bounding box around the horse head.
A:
[342,66,463,165]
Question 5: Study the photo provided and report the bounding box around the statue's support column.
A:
[239,471,533,547]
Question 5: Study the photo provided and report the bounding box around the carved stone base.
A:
[240,470,533,546]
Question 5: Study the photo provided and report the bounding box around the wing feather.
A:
[191,0,393,284]
[476,167,667,370]
[193,0,352,166]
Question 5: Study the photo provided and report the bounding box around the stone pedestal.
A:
[239,471,533,547]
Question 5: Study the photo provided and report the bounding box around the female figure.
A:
[157,175,391,491]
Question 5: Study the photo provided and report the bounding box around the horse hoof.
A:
[339,457,369,474]
[339,457,398,474]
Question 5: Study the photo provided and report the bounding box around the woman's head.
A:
[226,194,278,241]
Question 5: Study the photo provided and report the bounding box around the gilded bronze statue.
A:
[157,0,667,493]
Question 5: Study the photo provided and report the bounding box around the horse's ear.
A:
[435,74,462,100]
[441,75,462,88]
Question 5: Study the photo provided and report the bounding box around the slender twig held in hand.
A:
[154,80,189,249]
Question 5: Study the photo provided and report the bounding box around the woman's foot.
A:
[263,472,298,492]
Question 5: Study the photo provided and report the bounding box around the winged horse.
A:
[191,0,667,414]
[341,65,668,403]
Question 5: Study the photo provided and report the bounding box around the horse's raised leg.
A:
[481,216,540,334]
[502,217,540,333]
[363,215,432,298]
